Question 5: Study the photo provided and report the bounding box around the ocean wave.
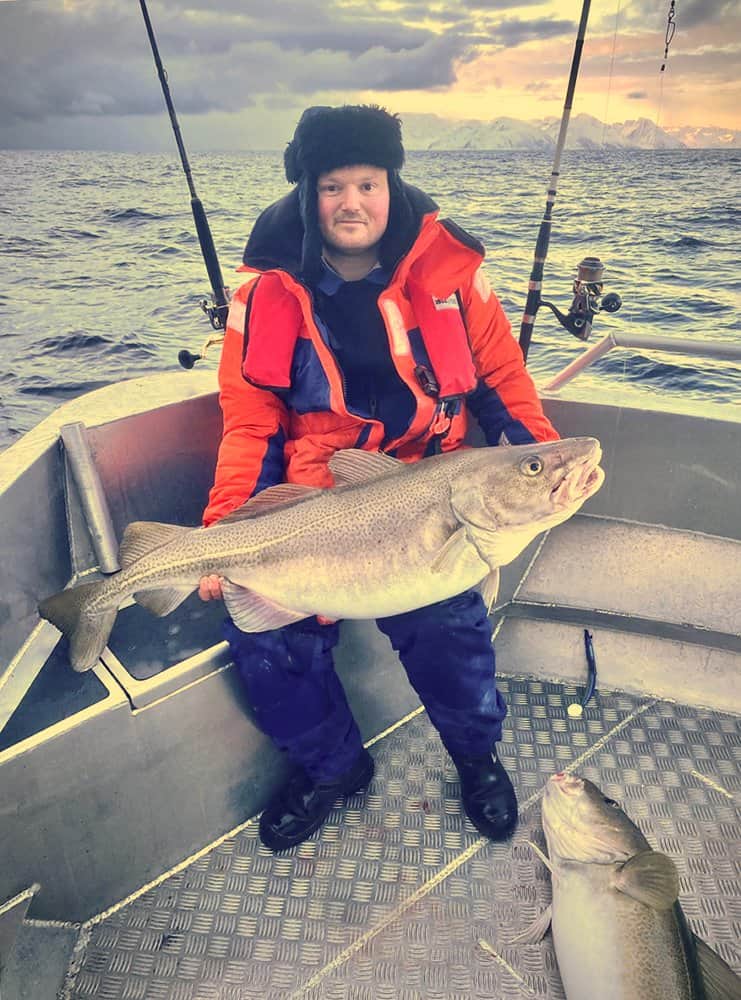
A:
[146,245,184,257]
[672,236,713,249]
[35,333,114,355]
[0,236,51,254]
[59,178,108,188]
[108,339,158,359]
[103,207,162,223]
[17,377,113,398]
[596,352,728,393]
[47,227,101,241]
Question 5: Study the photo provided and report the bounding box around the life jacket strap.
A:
[407,279,478,400]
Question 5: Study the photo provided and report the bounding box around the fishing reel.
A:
[177,294,230,368]
[200,295,229,332]
[541,257,622,341]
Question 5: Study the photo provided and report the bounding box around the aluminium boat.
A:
[0,337,738,998]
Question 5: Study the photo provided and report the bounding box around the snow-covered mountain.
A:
[537,114,683,149]
[399,113,738,151]
[664,125,741,149]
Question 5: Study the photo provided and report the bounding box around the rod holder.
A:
[60,422,120,574]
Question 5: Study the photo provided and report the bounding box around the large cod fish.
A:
[518,772,741,1000]
[40,438,603,672]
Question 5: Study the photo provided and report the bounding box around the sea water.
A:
[0,147,739,451]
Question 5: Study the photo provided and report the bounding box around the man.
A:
[200,105,558,852]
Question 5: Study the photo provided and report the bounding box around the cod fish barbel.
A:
[516,773,741,1000]
[39,438,603,672]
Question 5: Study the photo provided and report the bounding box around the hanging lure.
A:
[567,630,598,718]
[660,0,676,72]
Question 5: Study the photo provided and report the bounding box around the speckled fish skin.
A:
[541,774,701,1000]
[39,437,603,671]
[217,436,602,618]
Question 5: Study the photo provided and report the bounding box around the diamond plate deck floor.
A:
[61,678,740,1000]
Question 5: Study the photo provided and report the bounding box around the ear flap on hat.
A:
[379,170,418,272]
[297,175,324,285]
[284,141,301,184]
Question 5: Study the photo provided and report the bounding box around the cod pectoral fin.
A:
[430,527,470,574]
[480,568,500,612]
[611,849,679,910]
[221,579,308,631]
[694,934,741,1000]
[508,904,553,945]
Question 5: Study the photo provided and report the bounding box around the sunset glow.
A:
[0,0,738,150]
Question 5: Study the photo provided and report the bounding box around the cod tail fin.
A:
[39,581,118,673]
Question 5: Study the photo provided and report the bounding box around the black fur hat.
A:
[283,105,411,285]
[284,105,405,183]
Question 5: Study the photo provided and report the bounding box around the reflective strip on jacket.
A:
[203,209,558,526]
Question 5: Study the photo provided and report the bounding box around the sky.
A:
[0,0,739,150]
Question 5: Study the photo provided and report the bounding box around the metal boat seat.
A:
[491,514,741,715]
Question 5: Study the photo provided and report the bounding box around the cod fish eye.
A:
[520,456,544,477]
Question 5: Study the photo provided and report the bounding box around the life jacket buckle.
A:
[414,364,440,398]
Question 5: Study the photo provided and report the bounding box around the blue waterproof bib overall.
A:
[224,589,507,781]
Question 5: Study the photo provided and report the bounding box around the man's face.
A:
[316,164,390,259]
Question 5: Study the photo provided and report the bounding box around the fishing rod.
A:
[518,0,621,363]
[139,0,229,368]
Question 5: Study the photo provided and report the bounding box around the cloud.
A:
[621,0,739,30]
[1,0,738,145]
[678,0,739,28]
[461,0,544,7]
[490,17,575,45]
[0,0,471,127]
[166,5,437,56]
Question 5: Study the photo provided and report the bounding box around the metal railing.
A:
[541,331,741,392]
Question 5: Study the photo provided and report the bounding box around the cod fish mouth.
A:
[548,771,585,797]
[551,450,604,508]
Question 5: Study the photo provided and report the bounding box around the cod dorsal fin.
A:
[329,449,403,486]
[611,849,679,910]
[120,521,190,568]
[218,484,320,524]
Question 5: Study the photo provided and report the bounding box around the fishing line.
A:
[600,0,623,147]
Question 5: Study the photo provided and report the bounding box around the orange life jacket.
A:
[203,207,558,526]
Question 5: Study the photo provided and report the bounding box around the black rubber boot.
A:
[452,750,518,841]
[259,748,375,852]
